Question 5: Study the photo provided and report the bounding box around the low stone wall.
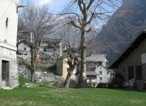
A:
[18,64,64,83]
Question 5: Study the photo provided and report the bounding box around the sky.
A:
[19,0,71,13]
[20,0,121,14]
[19,0,122,27]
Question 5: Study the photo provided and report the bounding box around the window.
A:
[97,62,102,66]
[89,67,95,71]
[128,66,134,80]
[6,18,8,27]
[107,72,109,74]
[99,71,102,75]
[25,37,28,40]
[44,48,47,52]
[4,39,7,43]
[87,75,96,79]
[99,66,102,69]
[136,65,142,80]
[54,48,56,51]
[99,77,102,81]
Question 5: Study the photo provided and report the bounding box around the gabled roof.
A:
[110,30,146,69]
[17,39,30,47]
[86,54,106,62]
[42,38,61,43]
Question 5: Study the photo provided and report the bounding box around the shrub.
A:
[109,73,124,88]
[19,76,31,87]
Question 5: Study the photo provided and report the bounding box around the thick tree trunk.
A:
[77,29,87,87]
[31,45,35,82]
[30,69,34,82]
[64,71,71,88]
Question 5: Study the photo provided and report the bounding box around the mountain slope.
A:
[88,0,146,65]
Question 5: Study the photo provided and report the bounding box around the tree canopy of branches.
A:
[18,1,56,81]
[60,0,121,87]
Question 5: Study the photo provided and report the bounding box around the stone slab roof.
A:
[86,54,106,62]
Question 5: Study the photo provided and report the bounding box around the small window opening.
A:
[99,77,103,81]
[99,71,102,75]
[4,39,7,43]
[6,18,8,27]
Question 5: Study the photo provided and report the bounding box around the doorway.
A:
[2,60,9,86]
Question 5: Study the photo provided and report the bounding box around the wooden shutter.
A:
[136,65,142,80]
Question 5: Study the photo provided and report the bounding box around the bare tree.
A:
[54,21,80,88]
[63,47,79,88]
[60,0,121,87]
[18,1,56,81]
[59,21,81,47]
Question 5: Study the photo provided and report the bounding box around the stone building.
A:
[0,0,19,88]
[40,38,63,57]
[56,57,77,80]
[17,31,31,61]
[86,54,110,86]
[56,54,111,87]
[110,30,146,89]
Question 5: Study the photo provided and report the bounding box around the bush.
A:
[88,82,95,88]
[19,76,31,87]
[109,73,124,88]
[97,83,108,88]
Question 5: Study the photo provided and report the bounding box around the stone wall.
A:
[18,64,64,83]
[0,0,18,88]
[0,47,18,88]
[0,0,18,46]
[117,38,146,81]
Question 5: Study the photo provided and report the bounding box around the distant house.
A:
[110,30,146,89]
[17,33,63,63]
[0,0,19,88]
[17,41,30,55]
[95,65,111,85]
[17,31,32,55]
[56,54,111,86]
[55,57,77,80]
[18,32,63,57]
[17,31,32,43]
[86,54,111,86]
[17,31,32,62]
[40,38,62,57]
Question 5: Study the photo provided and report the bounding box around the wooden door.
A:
[2,60,9,86]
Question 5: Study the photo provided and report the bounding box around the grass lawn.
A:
[0,77,146,106]
[0,87,146,106]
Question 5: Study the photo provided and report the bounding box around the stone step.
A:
[1,86,13,90]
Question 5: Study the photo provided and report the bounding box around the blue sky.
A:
[19,0,121,14]
[19,0,121,28]
[19,0,71,13]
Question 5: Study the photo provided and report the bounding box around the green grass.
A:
[19,76,31,86]
[0,87,146,106]
[0,77,146,106]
